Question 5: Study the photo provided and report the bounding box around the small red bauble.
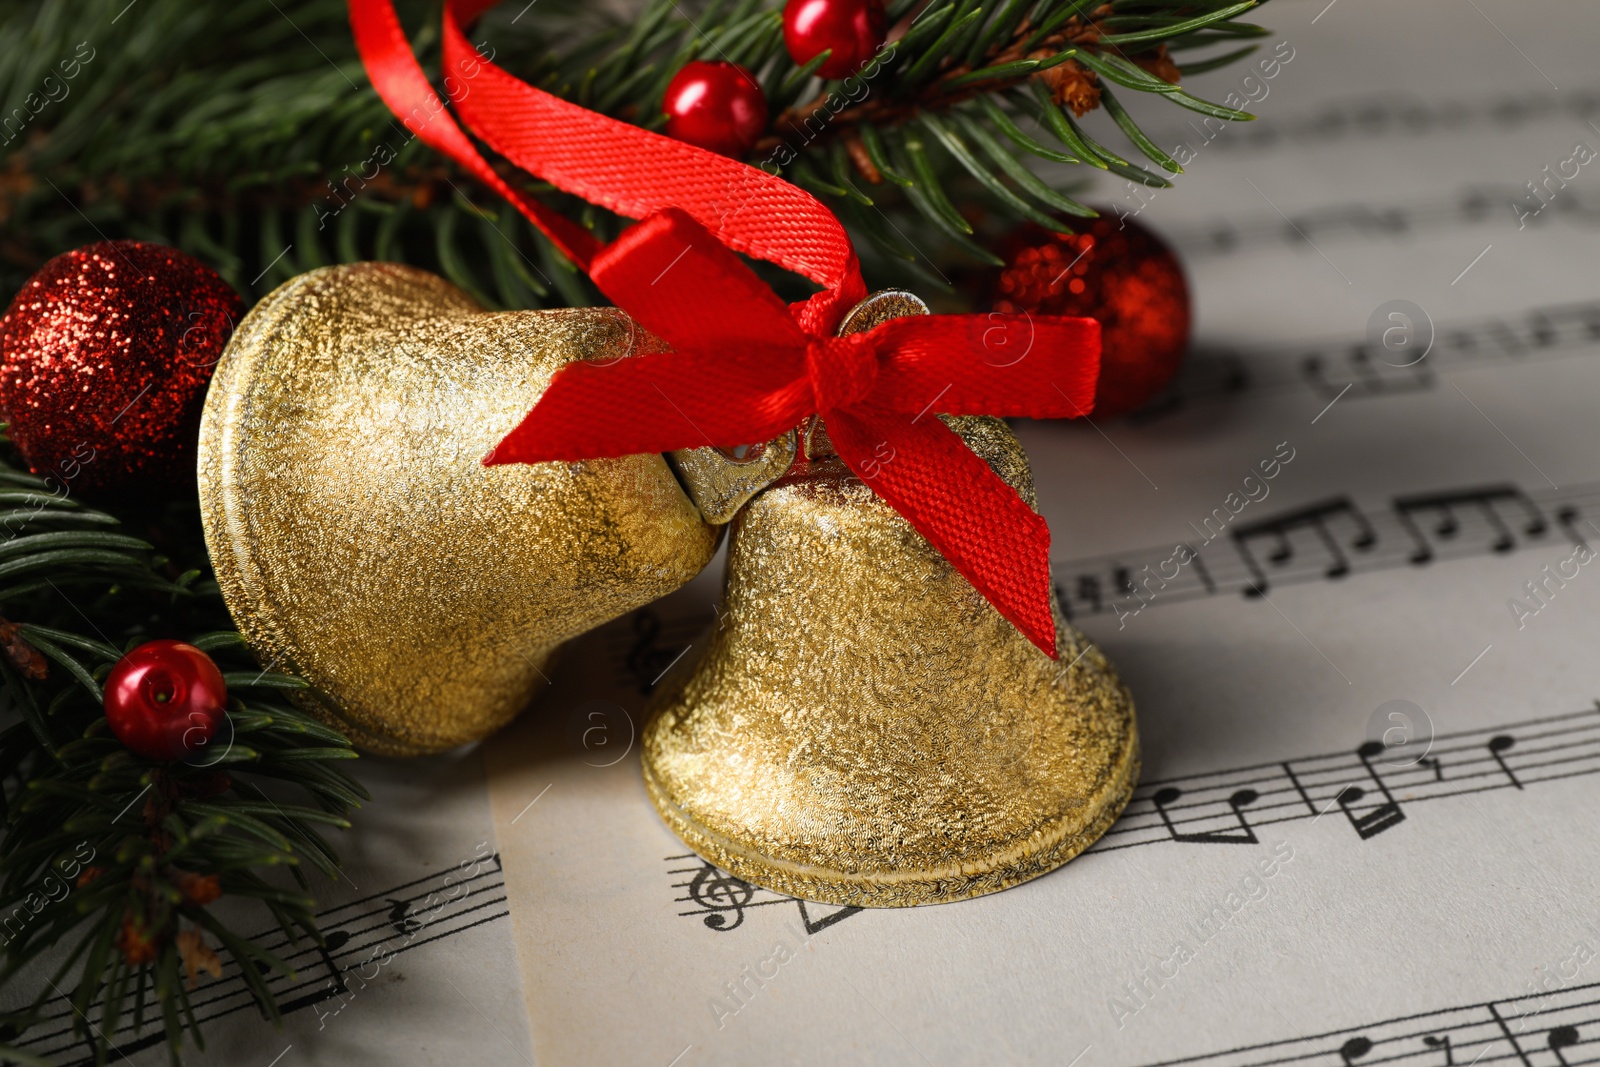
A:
[663,61,768,158]
[0,241,242,498]
[104,640,228,763]
[783,0,888,79]
[990,214,1191,418]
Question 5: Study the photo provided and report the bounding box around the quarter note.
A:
[1557,506,1589,548]
[1188,545,1218,594]
[625,610,669,694]
[1152,787,1260,844]
[1548,1026,1579,1067]
[1340,1036,1373,1067]
[387,898,422,936]
[1336,742,1407,840]
[1425,1035,1453,1066]
[286,928,353,1017]
[1077,574,1104,613]
[1488,735,1523,789]
[1054,581,1074,621]
[1115,566,1136,597]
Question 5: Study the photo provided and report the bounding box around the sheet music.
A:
[3,751,534,1065]
[484,1,1600,1064]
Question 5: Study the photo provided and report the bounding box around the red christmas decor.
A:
[350,0,1105,656]
[489,209,1101,656]
[783,0,888,79]
[991,214,1191,419]
[662,61,768,158]
[0,241,242,497]
[104,640,228,763]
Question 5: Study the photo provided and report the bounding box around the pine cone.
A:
[1134,46,1182,85]
[176,929,223,989]
[1038,58,1101,116]
[174,870,222,906]
[115,911,158,966]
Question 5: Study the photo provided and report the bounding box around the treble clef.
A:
[688,861,756,931]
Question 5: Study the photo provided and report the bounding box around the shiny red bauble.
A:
[104,640,229,763]
[783,0,888,79]
[990,213,1191,419]
[663,61,768,158]
[0,241,242,498]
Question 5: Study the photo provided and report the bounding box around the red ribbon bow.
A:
[347,0,1103,656]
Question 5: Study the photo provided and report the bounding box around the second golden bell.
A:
[640,292,1141,907]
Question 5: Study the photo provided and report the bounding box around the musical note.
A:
[1488,735,1523,789]
[1189,546,1218,594]
[1424,1034,1454,1066]
[1349,342,1435,389]
[283,928,353,1015]
[625,611,676,694]
[1340,1036,1373,1067]
[1302,342,1436,403]
[1394,486,1547,563]
[1548,1026,1579,1067]
[1232,499,1377,596]
[1115,566,1136,597]
[1077,574,1103,613]
[1289,205,1406,243]
[797,900,864,935]
[1336,742,1407,840]
[386,898,422,936]
[6,856,514,1063]
[1558,506,1589,547]
[687,862,757,932]
[1152,787,1260,844]
[1421,757,1445,782]
[1548,302,1600,342]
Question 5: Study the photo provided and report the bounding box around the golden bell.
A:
[198,263,786,755]
[641,294,1141,907]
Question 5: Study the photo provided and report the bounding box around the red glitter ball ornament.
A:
[990,214,1191,419]
[663,60,768,158]
[783,0,888,79]
[0,240,242,497]
[104,640,228,763]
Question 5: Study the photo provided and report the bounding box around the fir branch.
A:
[0,432,366,1065]
[0,0,1270,302]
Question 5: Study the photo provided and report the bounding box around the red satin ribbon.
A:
[346,0,1102,656]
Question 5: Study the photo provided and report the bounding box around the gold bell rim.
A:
[641,701,1141,908]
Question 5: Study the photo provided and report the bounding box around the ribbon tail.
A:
[436,0,866,317]
[347,0,599,267]
[827,412,1059,658]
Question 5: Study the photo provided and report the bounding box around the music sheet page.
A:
[5,752,536,1066]
[484,0,1600,1064]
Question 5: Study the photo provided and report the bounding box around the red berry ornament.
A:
[783,0,888,79]
[663,61,768,158]
[0,241,242,498]
[104,640,228,763]
[990,214,1191,418]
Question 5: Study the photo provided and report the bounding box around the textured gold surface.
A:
[669,432,797,524]
[198,264,718,755]
[640,295,1140,907]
